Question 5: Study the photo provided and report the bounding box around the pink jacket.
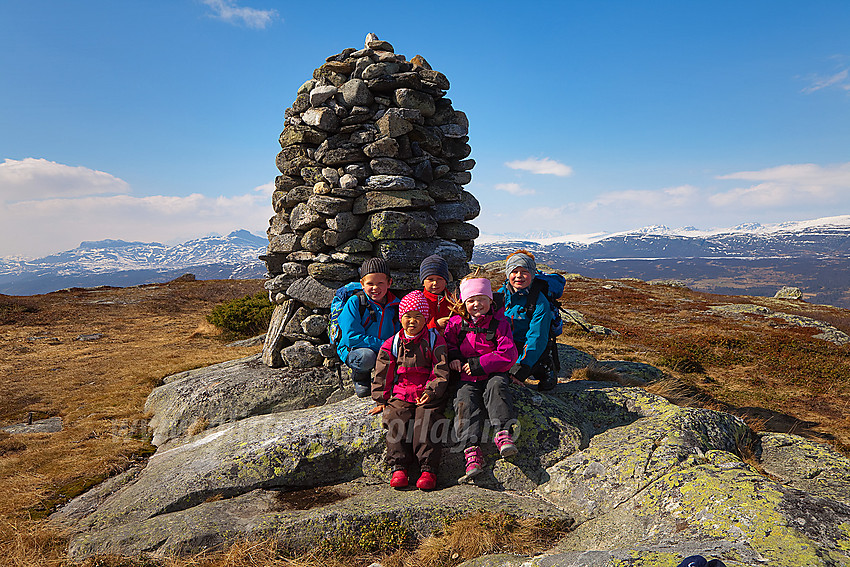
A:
[443,311,518,382]
[372,329,450,404]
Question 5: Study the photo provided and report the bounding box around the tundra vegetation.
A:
[0,276,848,566]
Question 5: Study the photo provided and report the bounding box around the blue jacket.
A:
[499,280,553,370]
[336,291,401,362]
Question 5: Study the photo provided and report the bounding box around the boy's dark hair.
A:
[359,257,391,279]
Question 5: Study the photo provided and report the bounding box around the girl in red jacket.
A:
[443,276,519,480]
[370,290,450,490]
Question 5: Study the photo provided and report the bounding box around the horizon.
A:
[5,212,850,262]
[2,1,849,258]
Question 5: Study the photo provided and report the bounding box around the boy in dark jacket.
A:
[336,258,401,397]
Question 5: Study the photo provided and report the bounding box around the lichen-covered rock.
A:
[145,354,343,447]
[65,481,571,560]
[282,340,323,368]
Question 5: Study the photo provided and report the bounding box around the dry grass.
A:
[393,513,570,567]
[1,275,849,566]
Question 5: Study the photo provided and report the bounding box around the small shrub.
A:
[207,292,273,338]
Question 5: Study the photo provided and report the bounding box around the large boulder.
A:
[55,342,850,566]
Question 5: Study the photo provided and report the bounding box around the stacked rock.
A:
[260,33,479,368]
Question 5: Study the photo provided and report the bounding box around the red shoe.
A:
[416,471,437,490]
[390,469,408,488]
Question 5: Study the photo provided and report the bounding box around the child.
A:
[443,275,519,480]
[498,250,557,391]
[336,258,401,398]
[370,290,450,490]
[419,254,453,331]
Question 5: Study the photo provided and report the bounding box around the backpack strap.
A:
[356,290,378,327]
[391,328,439,359]
[457,316,500,346]
[524,278,547,318]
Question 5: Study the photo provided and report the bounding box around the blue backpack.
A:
[328,282,378,347]
[523,271,566,371]
[525,271,566,337]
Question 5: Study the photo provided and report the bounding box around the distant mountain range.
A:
[474,215,850,309]
[0,230,268,295]
[3,216,849,307]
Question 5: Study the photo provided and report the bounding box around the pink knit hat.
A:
[460,278,493,302]
[399,290,431,320]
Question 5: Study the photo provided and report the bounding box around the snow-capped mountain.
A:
[0,230,268,295]
[474,215,850,264]
[473,215,850,308]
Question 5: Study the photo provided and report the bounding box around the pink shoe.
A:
[390,469,408,488]
[463,446,484,478]
[416,471,437,490]
[494,429,518,457]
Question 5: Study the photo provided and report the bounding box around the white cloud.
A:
[711,163,850,208]
[201,0,278,29]
[802,68,850,94]
[0,158,131,201]
[494,182,536,196]
[505,157,573,177]
[0,158,273,258]
[585,185,699,210]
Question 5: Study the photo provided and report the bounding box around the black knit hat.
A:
[419,254,451,283]
[359,257,391,279]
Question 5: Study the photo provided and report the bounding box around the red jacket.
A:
[443,311,517,382]
[423,289,453,331]
[372,329,450,403]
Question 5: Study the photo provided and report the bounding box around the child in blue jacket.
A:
[498,250,557,391]
[336,257,401,397]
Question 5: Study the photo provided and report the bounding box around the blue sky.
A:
[1,0,849,257]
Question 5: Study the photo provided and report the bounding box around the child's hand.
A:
[436,316,450,329]
[510,376,526,387]
[368,404,384,415]
[450,360,462,372]
[416,392,430,405]
[462,363,472,375]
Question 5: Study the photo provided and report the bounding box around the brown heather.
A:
[1,276,848,566]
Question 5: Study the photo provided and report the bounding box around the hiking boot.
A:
[390,469,408,488]
[351,370,371,398]
[537,369,557,391]
[494,429,518,457]
[463,446,483,479]
[416,471,436,490]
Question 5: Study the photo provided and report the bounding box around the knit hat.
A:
[399,290,431,320]
[459,278,493,302]
[359,257,391,279]
[419,254,451,283]
[505,251,536,278]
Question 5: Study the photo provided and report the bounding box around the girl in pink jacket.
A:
[443,276,519,480]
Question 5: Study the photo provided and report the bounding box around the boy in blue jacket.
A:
[336,257,402,397]
[498,250,557,391]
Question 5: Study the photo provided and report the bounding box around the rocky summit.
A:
[261,33,478,369]
[53,341,850,566]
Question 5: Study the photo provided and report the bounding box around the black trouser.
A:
[453,374,514,450]
[383,397,448,473]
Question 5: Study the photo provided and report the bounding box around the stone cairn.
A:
[260,33,479,369]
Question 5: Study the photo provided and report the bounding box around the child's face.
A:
[464,295,492,319]
[361,273,391,302]
[509,267,532,291]
[423,275,447,295]
[401,310,426,336]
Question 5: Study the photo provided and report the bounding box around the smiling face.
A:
[508,267,532,291]
[423,275,447,295]
[401,310,426,336]
[360,273,391,303]
[464,295,492,320]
